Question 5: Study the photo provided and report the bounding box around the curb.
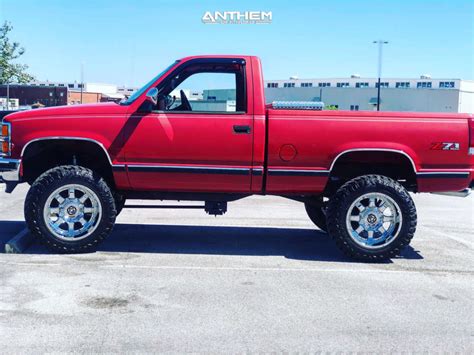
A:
[5,228,34,254]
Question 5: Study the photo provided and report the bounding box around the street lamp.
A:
[80,62,84,104]
[373,40,388,111]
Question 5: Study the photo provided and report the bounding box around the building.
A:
[29,80,83,91]
[0,97,19,110]
[201,89,236,111]
[117,86,138,96]
[28,81,135,105]
[0,81,134,108]
[30,81,134,94]
[0,85,68,108]
[4,75,472,113]
[264,77,474,113]
[68,91,103,105]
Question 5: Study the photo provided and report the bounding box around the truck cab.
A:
[118,56,262,193]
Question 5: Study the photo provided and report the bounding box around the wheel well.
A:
[326,151,417,194]
[22,139,115,187]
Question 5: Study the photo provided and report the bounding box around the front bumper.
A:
[0,158,21,183]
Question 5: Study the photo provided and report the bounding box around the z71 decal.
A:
[430,142,460,151]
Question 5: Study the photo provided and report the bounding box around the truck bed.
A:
[264,109,473,193]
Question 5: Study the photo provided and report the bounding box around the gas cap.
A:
[279,144,297,162]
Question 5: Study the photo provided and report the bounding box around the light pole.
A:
[80,62,84,104]
[6,82,9,110]
[373,40,388,111]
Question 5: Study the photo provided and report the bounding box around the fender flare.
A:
[21,136,113,166]
[328,148,418,173]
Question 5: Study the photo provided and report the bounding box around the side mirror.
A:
[145,87,158,105]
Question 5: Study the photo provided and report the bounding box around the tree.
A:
[0,21,35,84]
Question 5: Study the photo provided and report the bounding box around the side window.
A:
[169,72,237,112]
[156,61,246,113]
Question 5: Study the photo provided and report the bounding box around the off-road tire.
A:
[25,165,117,253]
[326,175,417,261]
[304,200,327,232]
[113,192,126,216]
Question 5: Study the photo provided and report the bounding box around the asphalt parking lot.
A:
[0,184,472,352]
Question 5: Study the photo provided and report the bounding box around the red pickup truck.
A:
[1,55,473,260]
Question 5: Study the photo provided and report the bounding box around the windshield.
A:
[120,60,179,105]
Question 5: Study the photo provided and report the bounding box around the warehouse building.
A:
[264,77,474,113]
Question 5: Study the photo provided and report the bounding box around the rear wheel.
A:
[25,166,116,253]
[326,175,417,261]
[304,199,327,232]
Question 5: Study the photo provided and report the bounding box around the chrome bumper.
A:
[0,158,21,182]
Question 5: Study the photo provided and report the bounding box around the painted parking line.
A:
[0,259,472,275]
[420,226,474,249]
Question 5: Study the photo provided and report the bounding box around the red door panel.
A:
[123,112,254,192]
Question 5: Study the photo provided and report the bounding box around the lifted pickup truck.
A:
[1,55,473,260]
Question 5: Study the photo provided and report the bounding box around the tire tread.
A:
[25,165,116,253]
[326,174,417,261]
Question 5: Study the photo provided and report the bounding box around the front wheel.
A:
[25,166,117,253]
[113,192,126,216]
[326,175,417,261]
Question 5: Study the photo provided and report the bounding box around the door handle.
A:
[233,125,251,134]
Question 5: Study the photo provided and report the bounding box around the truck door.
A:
[123,58,254,193]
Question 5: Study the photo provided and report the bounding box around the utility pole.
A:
[373,40,388,111]
[0,67,8,110]
[6,82,9,110]
[3,68,10,110]
[80,62,84,104]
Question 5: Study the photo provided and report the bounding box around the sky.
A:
[1,0,473,87]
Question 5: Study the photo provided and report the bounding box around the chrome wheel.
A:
[345,192,402,249]
[43,184,102,241]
